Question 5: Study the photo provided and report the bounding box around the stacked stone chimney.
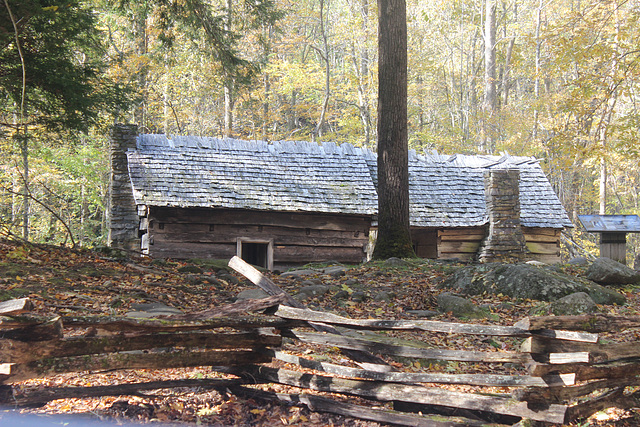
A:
[477,169,529,263]
[107,124,140,251]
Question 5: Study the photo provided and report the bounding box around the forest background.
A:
[1,0,639,262]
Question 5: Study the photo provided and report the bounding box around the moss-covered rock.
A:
[441,263,626,304]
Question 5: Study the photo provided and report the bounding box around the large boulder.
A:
[441,263,625,304]
[586,257,640,286]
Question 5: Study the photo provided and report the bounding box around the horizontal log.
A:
[522,337,640,363]
[236,387,505,427]
[513,377,640,403]
[274,305,530,336]
[273,351,574,387]
[150,207,371,231]
[5,349,269,383]
[153,232,367,248]
[286,330,533,364]
[515,314,640,332]
[173,294,289,320]
[1,378,254,407]
[529,360,640,381]
[532,329,599,343]
[62,314,298,333]
[154,223,367,240]
[1,317,63,341]
[149,242,236,259]
[0,331,282,363]
[0,298,33,316]
[523,233,560,243]
[230,365,568,423]
[438,227,486,238]
[273,246,365,263]
[438,241,482,254]
[522,227,561,237]
[525,242,559,255]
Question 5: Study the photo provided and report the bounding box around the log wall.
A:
[141,207,371,268]
[410,226,563,263]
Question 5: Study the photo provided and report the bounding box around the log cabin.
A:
[108,125,572,268]
[362,151,573,263]
[108,125,377,270]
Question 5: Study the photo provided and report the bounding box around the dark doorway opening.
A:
[241,242,269,269]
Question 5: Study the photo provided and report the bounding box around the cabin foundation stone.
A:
[108,124,140,252]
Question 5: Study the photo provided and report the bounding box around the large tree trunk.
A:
[373,0,414,260]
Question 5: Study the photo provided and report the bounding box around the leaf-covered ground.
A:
[0,239,639,426]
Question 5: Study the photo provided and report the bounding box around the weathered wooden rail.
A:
[0,257,637,426]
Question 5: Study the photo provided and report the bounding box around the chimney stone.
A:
[107,124,140,251]
[477,169,529,262]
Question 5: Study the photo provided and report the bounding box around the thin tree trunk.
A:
[223,0,234,138]
[482,0,497,153]
[532,0,543,141]
[312,0,331,142]
[133,10,147,129]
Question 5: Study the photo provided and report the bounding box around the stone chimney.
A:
[107,124,140,251]
[477,169,529,263]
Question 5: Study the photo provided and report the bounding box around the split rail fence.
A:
[0,256,636,426]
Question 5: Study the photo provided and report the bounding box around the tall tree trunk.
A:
[5,0,28,239]
[20,131,28,240]
[133,9,147,129]
[312,0,331,142]
[532,0,543,141]
[482,0,497,153]
[373,0,414,260]
[223,0,234,138]
[352,0,372,146]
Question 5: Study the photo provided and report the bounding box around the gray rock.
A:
[280,269,318,279]
[322,266,347,277]
[301,279,323,287]
[405,310,438,318]
[351,291,367,303]
[549,292,598,316]
[217,272,240,285]
[442,263,625,304]
[334,290,350,300]
[295,284,329,300]
[568,256,590,266]
[236,288,269,300]
[436,292,488,319]
[373,291,395,302]
[344,278,359,286]
[586,257,640,286]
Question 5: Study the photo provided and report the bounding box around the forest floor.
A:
[0,238,639,426]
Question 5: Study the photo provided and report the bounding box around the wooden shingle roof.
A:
[362,150,573,229]
[127,135,572,229]
[127,135,378,215]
